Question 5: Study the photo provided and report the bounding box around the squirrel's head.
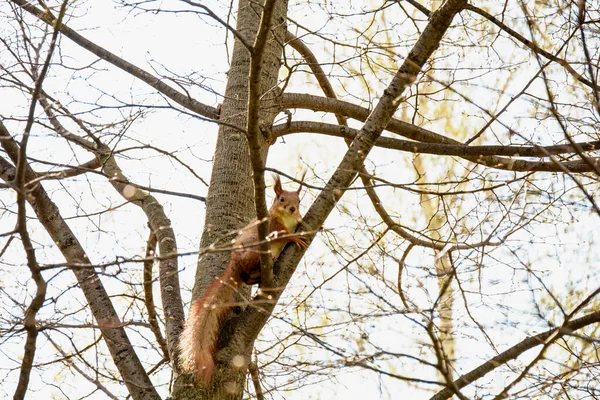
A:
[271,171,306,220]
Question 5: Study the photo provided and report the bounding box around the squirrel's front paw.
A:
[293,236,308,249]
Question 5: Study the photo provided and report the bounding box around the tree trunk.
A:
[172,0,287,398]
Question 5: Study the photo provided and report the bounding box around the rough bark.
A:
[172,0,287,398]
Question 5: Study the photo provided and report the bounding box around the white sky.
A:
[1,0,599,399]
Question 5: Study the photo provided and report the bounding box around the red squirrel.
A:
[178,174,308,383]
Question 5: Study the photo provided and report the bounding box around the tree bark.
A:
[172,0,287,398]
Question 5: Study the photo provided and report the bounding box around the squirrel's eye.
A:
[279,196,285,202]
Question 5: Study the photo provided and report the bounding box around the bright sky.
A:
[1,1,599,399]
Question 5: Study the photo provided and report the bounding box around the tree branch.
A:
[232,0,469,362]
[279,96,600,173]
[45,334,119,400]
[10,0,220,120]
[284,32,497,253]
[247,0,281,289]
[465,4,592,88]
[272,120,600,172]
[430,310,600,400]
[11,3,66,396]
[143,229,170,361]
[36,94,186,370]
[0,123,161,400]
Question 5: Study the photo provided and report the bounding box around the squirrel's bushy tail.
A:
[178,266,239,382]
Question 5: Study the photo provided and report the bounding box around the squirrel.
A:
[178,173,308,383]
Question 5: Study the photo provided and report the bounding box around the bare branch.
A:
[11,2,67,397]
[247,0,282,289]
[10,0,220,120]
[248,360,264,400]
[37,97,186,369]
[233,0,469,363]
[430,310,600,400]
[273,120,600,172]
[143,229,170,361]
[465,3,593,88]
[0,122,161,400]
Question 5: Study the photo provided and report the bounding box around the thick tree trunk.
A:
[172,0,287,398]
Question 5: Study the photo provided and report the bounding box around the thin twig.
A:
[12,1,69,397]
[248,359,264,400]
[143,229,170,361]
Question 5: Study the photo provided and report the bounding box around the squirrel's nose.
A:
[289,206,296,213]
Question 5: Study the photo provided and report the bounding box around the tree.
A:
[1,0,600,399]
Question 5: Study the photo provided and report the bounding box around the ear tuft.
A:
[273,174,283,195]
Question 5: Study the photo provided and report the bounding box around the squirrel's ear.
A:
[273,174,283,195]
[296,170,306,194]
